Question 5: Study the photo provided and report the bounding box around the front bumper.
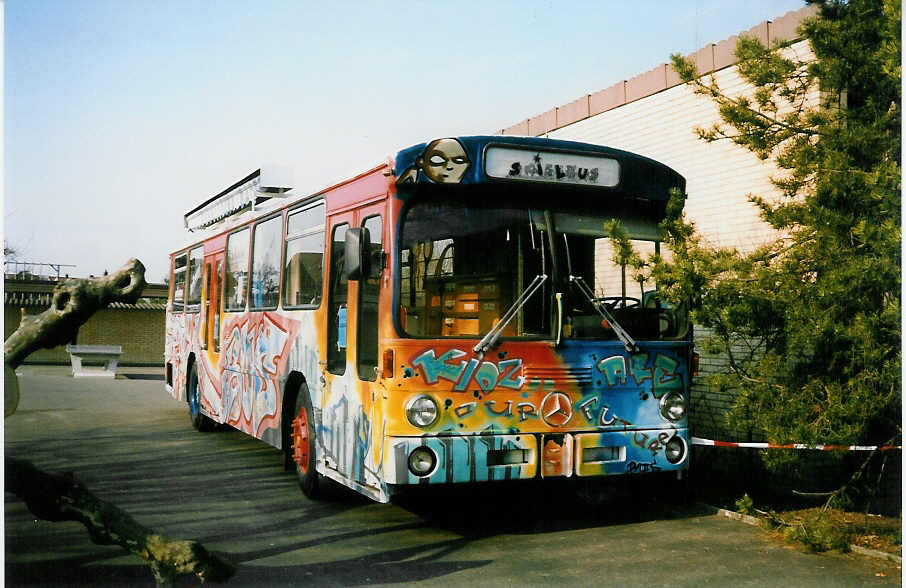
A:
[384,428,689,486]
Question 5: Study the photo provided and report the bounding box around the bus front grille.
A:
[523,366,593,385]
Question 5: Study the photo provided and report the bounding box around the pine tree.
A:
[662,0,900,480]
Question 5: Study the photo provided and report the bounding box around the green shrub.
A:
[735,493,754,515]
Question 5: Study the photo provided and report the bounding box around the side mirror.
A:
[344,228,370,281]
[345,227,386,280]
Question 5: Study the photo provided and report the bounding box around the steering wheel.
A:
[597,296,641,309]
[435,243,455,277]
[657,309,676,335]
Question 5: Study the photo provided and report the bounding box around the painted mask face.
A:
[421,138,471,183]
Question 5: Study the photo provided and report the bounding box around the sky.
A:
[5,0,807,283]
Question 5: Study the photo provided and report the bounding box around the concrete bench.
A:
[66,344,123,378]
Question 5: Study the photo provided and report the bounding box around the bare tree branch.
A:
[4,257,236,585]
[4,258,146,369]
[6,457,234,586]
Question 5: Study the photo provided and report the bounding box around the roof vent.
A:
[183,166,295,231]
[259,164,294,194]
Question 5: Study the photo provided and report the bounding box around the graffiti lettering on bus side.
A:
[452,400,538,422]
[220,312,300,436]
[626,460,661,474]
[632,430,674,457]
[411,348,524,392]
[596,352,681,399]
[575,397,633,429]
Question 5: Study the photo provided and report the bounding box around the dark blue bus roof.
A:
[393,135,685,203]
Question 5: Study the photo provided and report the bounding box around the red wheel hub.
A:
[291,406,310,474]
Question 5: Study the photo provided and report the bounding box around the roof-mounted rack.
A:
[183,165,294,232]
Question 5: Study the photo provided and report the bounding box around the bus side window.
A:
[250,215,282,310]
[186,246,204,313]
[172,252,188,311]
[225,228,250,311]
[327,223,348,375]
[284,202,325,307]
[202,262,211,347]
[214,260,223,352]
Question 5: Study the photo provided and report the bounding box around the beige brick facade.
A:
[544,45,814,253]
[499,6,819,440]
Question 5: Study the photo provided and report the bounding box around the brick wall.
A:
[4,278,168,366]
[687,327,751,441]
[4,305,165,366]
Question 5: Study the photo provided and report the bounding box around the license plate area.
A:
[487,448,531,466]
[582,446,624,464]
[575,433,627,477]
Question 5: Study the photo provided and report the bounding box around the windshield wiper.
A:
[473,274,548,358]
[569,275,638,353]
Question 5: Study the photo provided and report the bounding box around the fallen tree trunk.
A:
[5,259,236,585]
[6,457,234,586]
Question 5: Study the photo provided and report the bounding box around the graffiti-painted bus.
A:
[165,136,692,503]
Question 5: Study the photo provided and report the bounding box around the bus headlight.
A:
[406,395,439,428]
[408,447,437,477]
[665,437,686,464]
[659,392,686,422]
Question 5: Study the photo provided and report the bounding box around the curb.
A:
[716,507,761,527]
[714,507,902,564]
[849,544,902,564]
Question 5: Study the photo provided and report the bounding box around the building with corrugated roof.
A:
[4,276,169,365]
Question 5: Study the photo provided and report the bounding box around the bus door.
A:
[322,204,385,486]
[202,249,224,419]
[203,250,225,356]
[322,211,354,476]
[351,204,384,487]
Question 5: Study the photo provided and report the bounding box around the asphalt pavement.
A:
[5,366,901,586]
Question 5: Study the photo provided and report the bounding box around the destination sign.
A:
[485,146,620,187]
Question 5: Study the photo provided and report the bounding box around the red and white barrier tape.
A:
[691,436,901,452]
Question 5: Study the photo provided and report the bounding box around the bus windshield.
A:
[397,196,689,341]
[399,200,553,339]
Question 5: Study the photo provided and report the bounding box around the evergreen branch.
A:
[689,75,823,140]
[721,331,784,391]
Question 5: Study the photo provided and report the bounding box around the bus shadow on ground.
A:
[121,373,166,381]
[392,477,710,537]
[5,420,705,586]
[5,425,490,586]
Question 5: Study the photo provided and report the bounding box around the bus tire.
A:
[187,362,215,432]
[289,389,322,499]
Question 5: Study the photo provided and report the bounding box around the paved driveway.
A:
[5,367,900,586]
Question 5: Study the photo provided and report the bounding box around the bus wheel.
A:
[290,391,321,499]
[187,363,215,432]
